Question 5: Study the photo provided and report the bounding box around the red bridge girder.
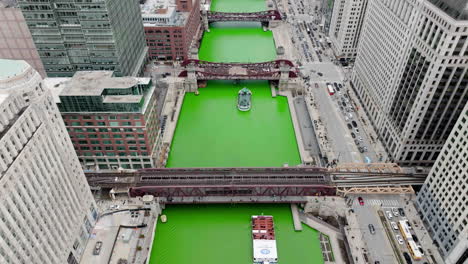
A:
[178,70,298,80]
[207,10,282,22]
[181,59,295,68]
[129,185,336,197]
[178,59,299,80]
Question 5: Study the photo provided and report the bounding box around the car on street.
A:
[391,222,398,230]
[317,72,323,76]
[351,121,358,127]
[347,123,353,129]
[398,208,405,216]
[363,146,368,152]
[396,234,404,244]
[338,83,343,88]
[358,197,364,205]
[354,128,360,134]
[93,241,103,255]
[358,137,363,142]
[348,113,353,119]
[412,234,419,243]
[403,252,413,264]
[368,224,375,234]
[392,208,399,217]
[418,246,424,255]
[351,132,356,138]
[358,147,365,153]
[354,139,360,146]
[386,211,393,219]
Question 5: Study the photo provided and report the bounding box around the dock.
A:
[290,204,303,231]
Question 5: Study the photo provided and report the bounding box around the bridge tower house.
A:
[278,62,291,91]
[183,62,199,93]
[202,9,210,32]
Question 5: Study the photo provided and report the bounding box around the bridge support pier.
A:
[183,63,199,93]
[202,10,210,32]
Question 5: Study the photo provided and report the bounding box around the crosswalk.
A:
[353,198,400,207]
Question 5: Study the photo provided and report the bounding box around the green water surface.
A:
[166,80,300,167]
[199,26,277,63]
[149,204,324,264]
[210,0,266,12]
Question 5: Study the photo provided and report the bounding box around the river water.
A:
[166,8,300,168]
[150,1,323,263]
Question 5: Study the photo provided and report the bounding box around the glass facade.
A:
[18,0,147,77]
[58,80,153,112]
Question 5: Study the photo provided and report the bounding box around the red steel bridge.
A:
[206,10,282,22]
[85,166,427,198]
[178,59,299,80]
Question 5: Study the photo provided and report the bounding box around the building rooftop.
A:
[43,71,153,112]
[427,0,468,20]
[141,0,188,26]
[60,71,140,96]
[0,59,29,81]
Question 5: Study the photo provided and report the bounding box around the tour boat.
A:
[238,87,252,111]
[252,215,278,264]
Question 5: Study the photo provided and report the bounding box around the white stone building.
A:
[351,0,468,166]
[417,102,468,264]
[0,59,97,264]
[328,0,368,62]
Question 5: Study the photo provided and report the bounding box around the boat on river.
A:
[238,87,252,111]
[252,215,278,264]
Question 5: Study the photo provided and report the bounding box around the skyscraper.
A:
[416,102,468,264]
[328,0,368,62]
[0,59,97,264]
[351,0,468,166]
[0,0,46,77]
[18,0,148,77]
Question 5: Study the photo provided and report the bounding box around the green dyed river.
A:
[149,204,324,264]
[151,1,324,263]
[167,20,300,167]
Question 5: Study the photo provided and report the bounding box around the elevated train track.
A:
[86,166,427,197]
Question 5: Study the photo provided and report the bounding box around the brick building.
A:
[44,71,158,170]
[141,0,201,61]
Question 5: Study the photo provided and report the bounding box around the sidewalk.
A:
[304,87,336,161]
[281,90,315,164]
[404,199,445,264]
[344,209,368,264]
[299,212,345,264]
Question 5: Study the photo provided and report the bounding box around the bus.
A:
[398,220,423,260]
[407,240,423,260]
[327,84,335,95]
[398,220,412,240]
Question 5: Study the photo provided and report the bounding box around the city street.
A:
[277,0,386,165]
[308,83,362,163]
[350,195,401,264]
